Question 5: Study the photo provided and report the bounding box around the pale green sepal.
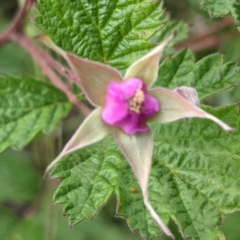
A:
[124,35,174,88]
[150,88,233,131]
[114,129,174,239]
[67,53,122,106]
[46,108,111,173]
[144,197,175,240]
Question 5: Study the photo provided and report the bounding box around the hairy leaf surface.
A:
[0,76,71,152]
[50,103,240,240]
[155,48,240,100]
[35,0,164,70]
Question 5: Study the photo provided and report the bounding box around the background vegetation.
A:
[0,0,239,239]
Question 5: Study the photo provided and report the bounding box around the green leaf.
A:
[155,48,240,100]
[50,103,240,240]
[0,75,72,152]
[155,48,195,89]
[51,138,160,239]
[35,0,165,70]
[199,0,240,28]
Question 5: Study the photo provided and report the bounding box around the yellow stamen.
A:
[129,86,145,113]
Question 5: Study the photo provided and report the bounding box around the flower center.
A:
[129,86,145,114]
[101,78,159,135]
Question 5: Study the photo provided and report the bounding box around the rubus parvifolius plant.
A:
[46,35,233,239]
[1,0,240,240]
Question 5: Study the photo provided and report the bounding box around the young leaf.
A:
[49,103,240,240]
[35,0,165,70]
[0,76,71,152]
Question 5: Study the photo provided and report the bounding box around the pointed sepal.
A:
[150,88,233,131]
[124,35,174,87]
[67,54,122,106]
[114,129,174,239]
[46,108,111,173]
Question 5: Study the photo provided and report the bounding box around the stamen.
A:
[129,86,145,113]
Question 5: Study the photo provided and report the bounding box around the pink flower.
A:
[46,35,233,239]
[102,78,159,134]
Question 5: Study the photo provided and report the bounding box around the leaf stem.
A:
[175,17,236,52]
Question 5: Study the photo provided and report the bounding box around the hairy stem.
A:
[10,31,90,115]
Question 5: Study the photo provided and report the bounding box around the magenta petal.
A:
[108,78,145,99]
[102,93,129,124]
[102,78,160,134]
[114,113,149,134]
[143,93,160,117]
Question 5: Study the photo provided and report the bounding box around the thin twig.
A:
[175,17,235,52]
[10,32,90,115]
[41,50,78,82]
[186,35,235,52]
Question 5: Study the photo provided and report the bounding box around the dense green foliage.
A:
[0,0,240,239]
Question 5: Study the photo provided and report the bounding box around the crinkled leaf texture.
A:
[50,104,240,240]
[35,0,164,70]
[0,76,71,152]
[199,0,240,27]
[155,48,240,100]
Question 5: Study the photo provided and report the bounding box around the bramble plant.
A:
[0,0,240,240]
